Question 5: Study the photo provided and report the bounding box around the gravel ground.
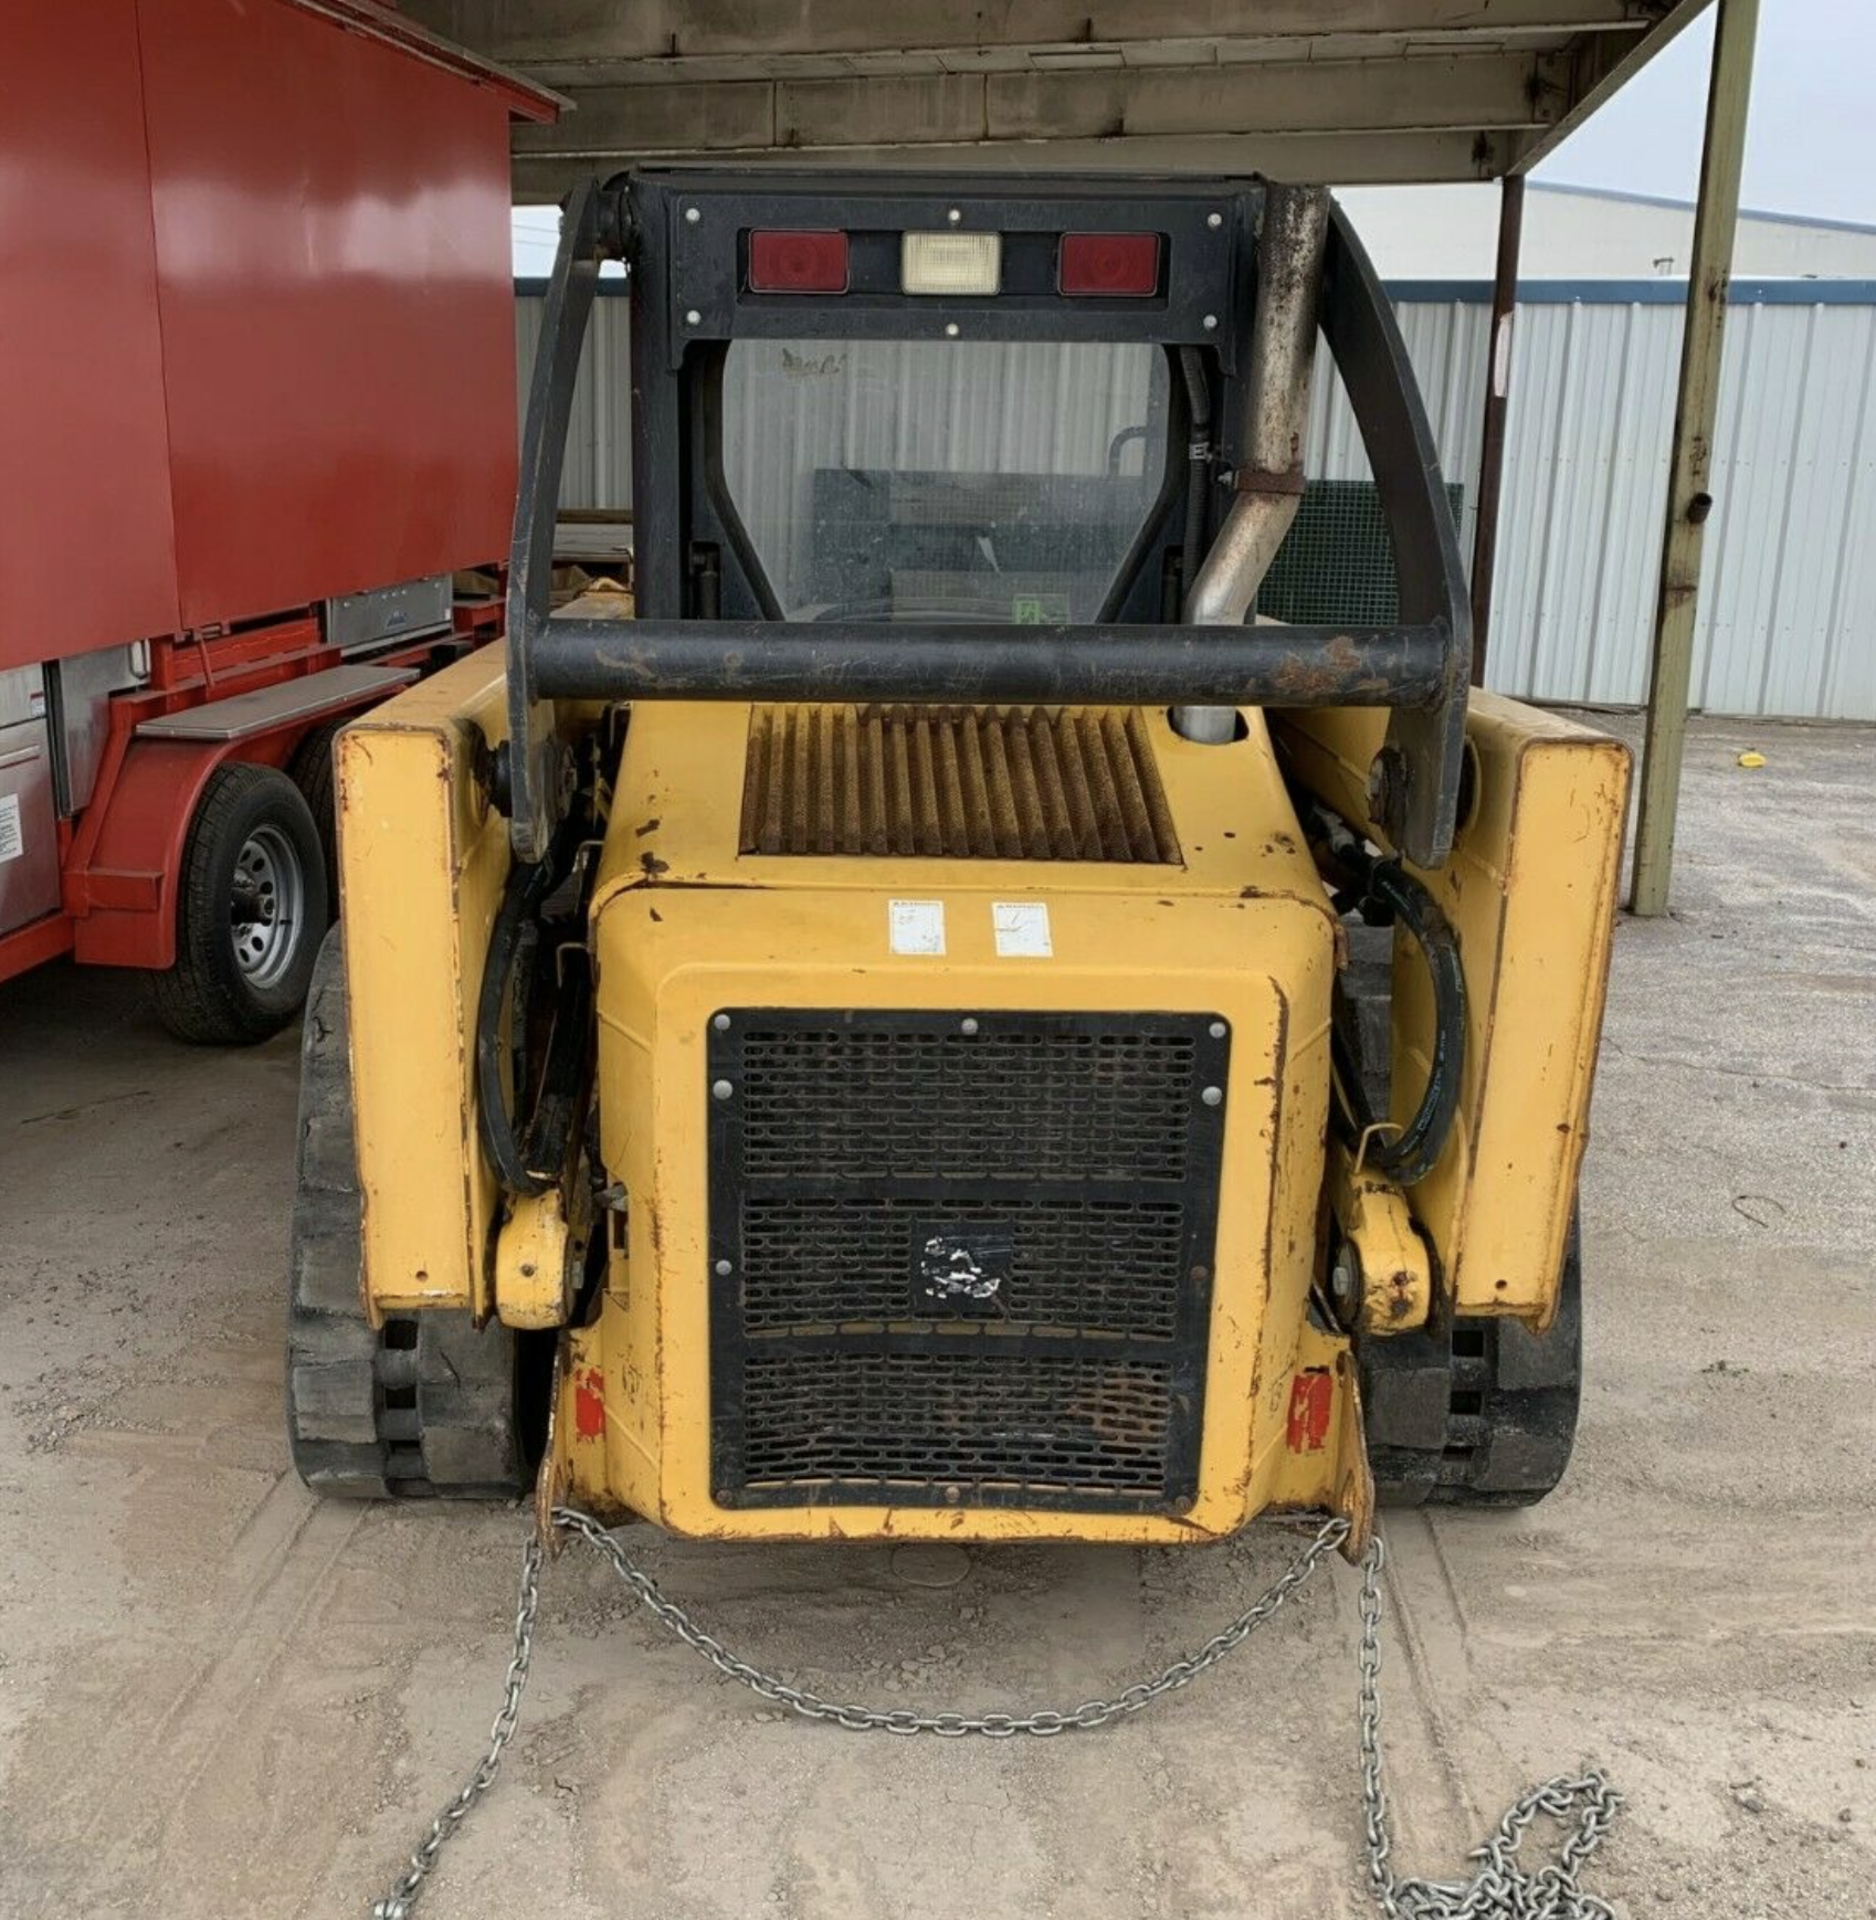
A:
[0,711,1871,1920]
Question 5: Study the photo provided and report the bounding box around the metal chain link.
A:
[552,1503,1352,1737]
[370,1535,544,1920]
[1358,1535,1625,1920]
[369,1505,1623,1920]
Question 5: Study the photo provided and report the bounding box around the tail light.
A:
[1059,232,1161,297]
[902,231,1002,296]
[748,230,850,294]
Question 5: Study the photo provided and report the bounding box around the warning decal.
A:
[889,899,946,956]
[992,901,1053,958]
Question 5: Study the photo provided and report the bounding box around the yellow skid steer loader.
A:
[288,172,1628,1557]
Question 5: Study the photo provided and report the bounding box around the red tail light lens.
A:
[749,229,850,294]
[1059,232,1161,297]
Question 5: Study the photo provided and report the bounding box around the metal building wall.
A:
[516,280,1876,721]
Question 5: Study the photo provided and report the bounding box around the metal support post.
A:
[1629,0,1760,916]
[1469,174,1525,689]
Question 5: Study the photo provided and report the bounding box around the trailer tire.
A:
[287,718,345,922]
[151,763,329,1045]
[287,926,533,1500]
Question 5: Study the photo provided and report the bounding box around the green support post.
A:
[1629,0,1761,916]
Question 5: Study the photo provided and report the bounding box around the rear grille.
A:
[739,704,1181,863]
[741,1198,1186,1338]
[739,1027,1198,1183]
[741,1352,1175,1493]
[707,1010,1229,1513]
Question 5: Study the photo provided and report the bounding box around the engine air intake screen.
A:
[707,1010,1228,1513]
[740,704,1181,863]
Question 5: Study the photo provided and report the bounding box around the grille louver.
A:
[739,704,1181,864]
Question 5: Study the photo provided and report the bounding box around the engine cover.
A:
[561,699,1359,1544]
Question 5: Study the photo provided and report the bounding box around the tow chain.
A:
[370,1505,1624,1920]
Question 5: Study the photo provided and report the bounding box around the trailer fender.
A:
[68,734,294,970]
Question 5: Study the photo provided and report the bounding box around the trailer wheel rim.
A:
[230,823,305,989]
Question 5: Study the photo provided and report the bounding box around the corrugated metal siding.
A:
[517,285,1876,720]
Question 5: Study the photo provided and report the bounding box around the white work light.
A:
[901,231,1001,296]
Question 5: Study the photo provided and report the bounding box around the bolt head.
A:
[960,1016,980,1035]
[714,1258,733,1278]
[947,207,963,225]
[712,1078,734,1101]
[944,322,960,338]
[1202,313,1219,331]
[1207,212,1224,230]
[1201,1085,1223,1108]
[685,308,702,327]
[712,1012,731,1032]
[684,206,701,224]
[1208,1020,1227,1040]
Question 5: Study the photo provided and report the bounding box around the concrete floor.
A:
[1,711,1871,1920]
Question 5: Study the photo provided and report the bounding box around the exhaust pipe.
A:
[1173,185,1332,744]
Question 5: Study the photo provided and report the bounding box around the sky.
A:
[510,0,1876,272]
[1535,0,1876,224]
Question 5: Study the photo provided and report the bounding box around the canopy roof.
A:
[399,0,1712,200]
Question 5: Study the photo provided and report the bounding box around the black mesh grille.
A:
[740,1027,1198,1183]
[708,1010,1228,1513]
[742,1351,1174,1492]
[742,1196,1186,1337]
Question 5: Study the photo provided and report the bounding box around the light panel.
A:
[901,231,1001,297]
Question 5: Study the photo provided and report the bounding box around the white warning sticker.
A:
[993,901,1053,958]
[0,793,22,865]
[889,899,946,956]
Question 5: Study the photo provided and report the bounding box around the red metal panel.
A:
[137,0,520,629]
[0,4,182,672]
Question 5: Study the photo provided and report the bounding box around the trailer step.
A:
[137,663,415,744]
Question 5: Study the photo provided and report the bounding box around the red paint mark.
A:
[574,1366,606,1441]
[1286,1371,1333,1453]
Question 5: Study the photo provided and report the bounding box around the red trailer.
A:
[0,0,555,1041]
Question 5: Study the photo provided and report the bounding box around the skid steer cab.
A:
[288,170,1628,1548]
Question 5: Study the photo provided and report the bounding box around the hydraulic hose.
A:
[475,854,563,1197]
[475,798,595,1197]
[1313,804,1468,1188]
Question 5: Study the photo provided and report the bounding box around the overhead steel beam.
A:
[1629,0,1759,916]
[408,1,1659,69]
[512,130,1518,201]
[1513,0,1715,175]
[509,51,1565,166]
[404,0,1703,189]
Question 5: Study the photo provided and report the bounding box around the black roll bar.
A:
[502,172,1470,869]
[530,618,1450,710]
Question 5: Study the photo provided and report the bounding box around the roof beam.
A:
[511,52,1564,168]
[512,129,1515,202]
[409,0,1660,69]
[1511,0,1713,171]
[401,0,1704,191]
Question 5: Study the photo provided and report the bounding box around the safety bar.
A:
[529,618,1451,709]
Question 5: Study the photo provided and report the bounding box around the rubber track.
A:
[287,929,526,1499]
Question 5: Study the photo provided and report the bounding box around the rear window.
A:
[720,339,1172,624]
